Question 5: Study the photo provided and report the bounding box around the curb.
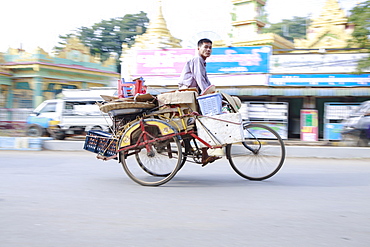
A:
[1,137,368,159]
[285,146,370,159]
[43,140,85,151]
[0,137,53,151]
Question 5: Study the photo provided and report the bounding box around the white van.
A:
[26,88,116,140]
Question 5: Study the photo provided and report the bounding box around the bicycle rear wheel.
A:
[120,119,182,186]
[226,123,285,181]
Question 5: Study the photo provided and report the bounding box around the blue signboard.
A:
[270,74,370,87]
[206,46,272,74]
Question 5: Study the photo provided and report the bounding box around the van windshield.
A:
[39,102,57,113]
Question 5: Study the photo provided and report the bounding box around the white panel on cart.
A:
[196,113,243,147]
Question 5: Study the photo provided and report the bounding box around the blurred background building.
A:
[120,0,369,139]
[0,37,119,109]
[0,0,369,140]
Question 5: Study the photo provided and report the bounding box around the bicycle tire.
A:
[226,123,285,181]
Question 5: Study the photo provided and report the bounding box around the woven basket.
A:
[99,101,156,113]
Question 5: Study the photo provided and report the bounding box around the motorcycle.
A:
[341,100,370,147]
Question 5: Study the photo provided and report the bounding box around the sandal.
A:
[202,155,222,166]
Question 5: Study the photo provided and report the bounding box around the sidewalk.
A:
[1,135,368,158]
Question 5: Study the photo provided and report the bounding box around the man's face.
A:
[198,42,212,60]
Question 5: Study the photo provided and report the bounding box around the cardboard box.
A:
[157,90,199,113]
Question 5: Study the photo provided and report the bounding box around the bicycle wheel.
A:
[135,138,185,177]
[120,119,182,186]
[226,123,285,181]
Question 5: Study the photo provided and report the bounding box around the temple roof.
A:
[229,33,295,51]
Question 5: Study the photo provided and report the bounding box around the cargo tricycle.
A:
[84,79,285,186]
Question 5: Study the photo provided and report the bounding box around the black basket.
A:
[84,130,118,158]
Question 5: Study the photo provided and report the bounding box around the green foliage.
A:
[263,16,308,42]
[54,11,149,72]
[348,0,370,72]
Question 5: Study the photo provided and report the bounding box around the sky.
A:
[0,0,360,54]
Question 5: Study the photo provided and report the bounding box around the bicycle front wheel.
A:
[226,123,285,181]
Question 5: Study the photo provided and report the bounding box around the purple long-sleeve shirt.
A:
[178,54,211,94]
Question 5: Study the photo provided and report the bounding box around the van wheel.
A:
[49,127,66,140]
[27,125,43,137]
[53,131,66,140]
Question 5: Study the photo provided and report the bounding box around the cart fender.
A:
[119,119,176,147]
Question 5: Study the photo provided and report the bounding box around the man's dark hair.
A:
[198,38,212,47]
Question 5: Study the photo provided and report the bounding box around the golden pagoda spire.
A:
[131,0,181,49]
[294,0,353,50]
[146,0,170,35]
[311,0,348,26]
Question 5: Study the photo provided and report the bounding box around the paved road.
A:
[1,151,370,247]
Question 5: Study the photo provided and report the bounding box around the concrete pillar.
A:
[33,77,43,108]
[7,86,13,108]
[82,81,87,89]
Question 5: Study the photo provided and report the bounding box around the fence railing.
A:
[0,108,34,122]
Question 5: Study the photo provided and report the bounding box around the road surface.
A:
[1,151,370,246]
